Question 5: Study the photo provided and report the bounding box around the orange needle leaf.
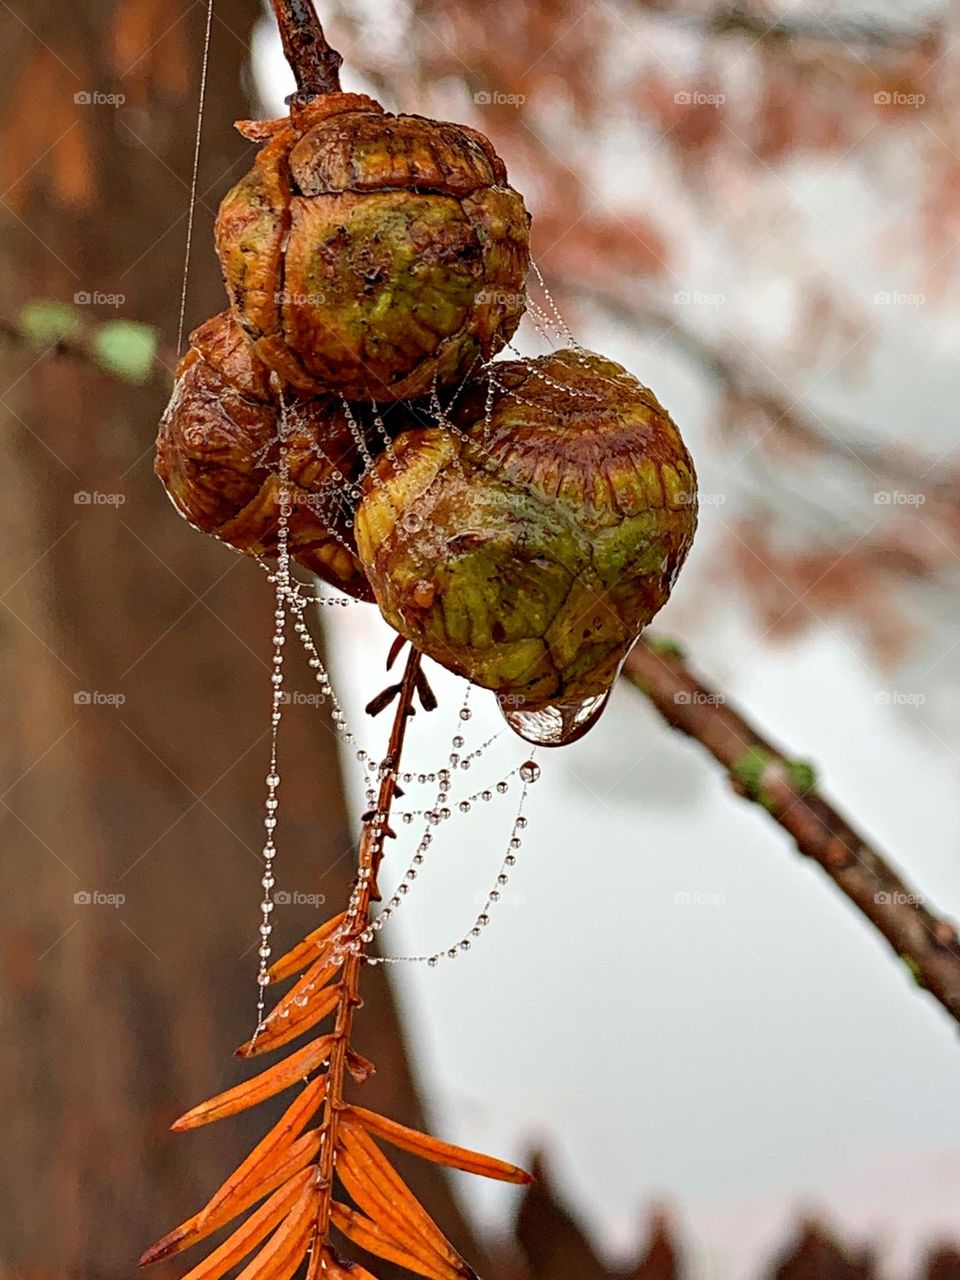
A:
[267,959,341,1024]
[320,1247,380,1279]
[140,1129,322,1265]
[336,1119,473,1276]
[330,1202,477,1280]
[236,984,340,1058]
[344,1105,533,1184]
[200,1078,326,1224]
[233,1182,317,1280]
[172,1036,334,1131]
[177,1168,314,1280]
[267,912,347,983]
[335,1146,451,1277]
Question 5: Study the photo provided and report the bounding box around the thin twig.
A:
[312,646,421,1241]
[624,638,960,1029]
[634,1,939,50]
[566,285,957,500]
[0,314,175,386]
[270,0,342,99]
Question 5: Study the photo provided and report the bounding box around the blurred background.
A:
[3,1,960,1276]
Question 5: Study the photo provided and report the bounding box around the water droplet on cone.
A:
[502,690,611,746]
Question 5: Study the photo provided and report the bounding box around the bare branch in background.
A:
[632,1,942,50]
[0,311,175,388]
[624,638,960,1029]
[561,281,956,499]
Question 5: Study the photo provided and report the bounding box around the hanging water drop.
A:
[519,760,540,783]
[502,689,611,747]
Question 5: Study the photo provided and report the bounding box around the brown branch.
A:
[312,645,421,1241]
[142,635,527,1276]
[633,1,939,51]
[564,283,956,500]
[624,638,960,1027]
[270,0,342,99]
[0,313,175,386]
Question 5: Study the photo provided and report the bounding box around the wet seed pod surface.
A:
[216,94,531,402]
[155,311,377,599]
[354,349,698,744]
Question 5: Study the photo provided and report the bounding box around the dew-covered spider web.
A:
[236,264,650,1027]
[171,13,623,1025]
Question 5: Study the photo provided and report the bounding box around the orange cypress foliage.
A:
[141,650,532,1280]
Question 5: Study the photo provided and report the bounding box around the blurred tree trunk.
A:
[0,2,477,1274]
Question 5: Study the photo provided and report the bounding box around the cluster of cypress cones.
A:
[156,90,697,742]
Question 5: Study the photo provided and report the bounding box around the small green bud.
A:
[19,300,82,347]
[786,758,818,794]
[93,320,158,385]
[731,746,771,801]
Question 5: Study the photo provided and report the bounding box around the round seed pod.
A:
[215,94,530,402]
[354,349,698,743]
[155,311,375,599]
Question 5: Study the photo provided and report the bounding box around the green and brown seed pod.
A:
[215,93,530,403]
[354,349,698,743]
[155,311,375,599]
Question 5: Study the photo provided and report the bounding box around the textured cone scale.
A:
[215,94,531,402]
[155,311,376,599]
[355,350,698,740]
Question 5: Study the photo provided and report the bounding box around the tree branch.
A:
[311,645,421,1243]
[566,284,955,501]
[633,2,939,51]
[624,638,960,1028]
[270,0,342,99]
[0,312,174,387]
